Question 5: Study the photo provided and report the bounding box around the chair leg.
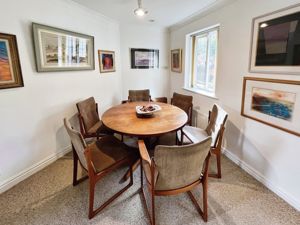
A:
[88,165,134,219]
[202,181,208,222]
[216,152,222,179]
[72,147,79,186]
[151,188,156,225]
[88,181,95,219]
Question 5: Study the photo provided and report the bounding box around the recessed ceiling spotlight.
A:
[260,23,268,28]
[149,19,155,23]
[134,0,148,17]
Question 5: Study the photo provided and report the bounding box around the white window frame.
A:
[184,24,219,99]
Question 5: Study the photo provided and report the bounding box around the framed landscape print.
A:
[249,4,300,74]
[171,49,182,73]
[0,33,23,89]
[98,50,115,73]
[130,48,159,69]
[241,77,300,136]
[32,23,94,72]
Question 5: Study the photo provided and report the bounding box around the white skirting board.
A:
[0,145,71,194]
[223,148,300,211]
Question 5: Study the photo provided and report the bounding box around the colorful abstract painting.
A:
[0,40,13,82]
[251,87,296,121]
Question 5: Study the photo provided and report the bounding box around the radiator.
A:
[192,108,208,129]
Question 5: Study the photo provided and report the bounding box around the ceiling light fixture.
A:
[134,0,148,17]
[260,23,268,28]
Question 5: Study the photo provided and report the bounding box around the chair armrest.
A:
[138,140,151,165]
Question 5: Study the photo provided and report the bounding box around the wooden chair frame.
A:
[72,144,134,219]
[138,140,211,225]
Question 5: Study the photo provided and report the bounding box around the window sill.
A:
[182,87,218,100]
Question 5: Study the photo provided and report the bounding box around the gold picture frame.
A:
[241,77,300,136]
[98,50,115,73]
[171,49,182,73]
[0,33,23,89]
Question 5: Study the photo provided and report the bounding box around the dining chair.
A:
[181,104,228,178]
[153,97,168,103]
[170,92,193,144]
[138,137,212,224]
[76,97,112,139]
[128,89,151,102]
[64,118,138,219]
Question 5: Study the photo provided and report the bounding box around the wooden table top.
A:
[102,102,188,137]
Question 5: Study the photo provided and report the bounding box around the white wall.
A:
[170,0,300,210]
[120,24,170,100]
[0,0,122,192]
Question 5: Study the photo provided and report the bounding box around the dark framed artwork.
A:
[0,33,23,89]
[32,23,94,72]
[98,50,115,73]
[249,4,300,74]
[130,48,159,69]
[241,77,300,136]
[171,49,182,73]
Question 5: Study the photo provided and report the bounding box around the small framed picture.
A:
[0,33,24,89]
[32,23,94,72]
[98,50,115,73]
[171,49,182,73]
[241,77,300,136]
[249,4,300,74]
[130,48,159,69]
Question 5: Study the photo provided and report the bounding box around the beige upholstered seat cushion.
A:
[154,137,211,191]
[181,126,209,145]
[88,136,138,173]
[87,120,113,135]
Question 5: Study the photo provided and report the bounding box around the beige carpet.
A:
[1,150,299,225]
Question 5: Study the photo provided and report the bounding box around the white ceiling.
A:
[72,0,234,28]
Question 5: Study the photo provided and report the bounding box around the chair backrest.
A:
[76,97,100,132]
[64,118,88,170]
[171,92,193,125]
[128,89,151,102]
[154,97,168,103]
[205,104,228,148]
[153,137,211,191]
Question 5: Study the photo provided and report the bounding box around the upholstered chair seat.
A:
[88,136,136,173]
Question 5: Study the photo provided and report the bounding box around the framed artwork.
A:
[0,33,23,89]
[130,48,159,69]
[241,77,300,136]
[249,4,300,74]
[32,23,94,72]
[98,50,115,73]
[171,49,182,73]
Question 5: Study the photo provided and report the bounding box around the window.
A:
[185,25,219,97]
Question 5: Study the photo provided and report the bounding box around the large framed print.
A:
[130,48,159,69]
[171,49,182,73]
[241,77,300,136]
[32,23,94,72]
[249,4,300,74]
[0,33,23,89]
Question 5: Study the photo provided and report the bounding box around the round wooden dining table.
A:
[102,102,188,137]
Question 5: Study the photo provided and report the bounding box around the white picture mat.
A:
[249,4,300,74]
[37,28,92,68]
[243,79,300,133]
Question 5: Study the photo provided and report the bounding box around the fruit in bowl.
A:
[136,104,161,115]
